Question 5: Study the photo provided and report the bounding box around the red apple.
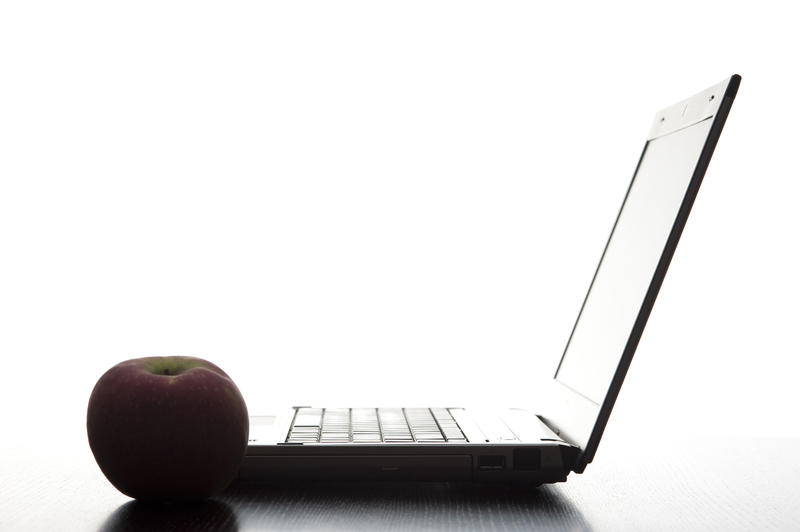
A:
[87,356,249,501]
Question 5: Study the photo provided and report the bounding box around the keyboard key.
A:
[405,408,442,442]
[378,408,413,441]
[353,433,381,442]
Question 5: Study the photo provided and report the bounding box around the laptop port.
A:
[477,455,505,470]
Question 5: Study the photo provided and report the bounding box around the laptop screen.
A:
[554,117,715,404]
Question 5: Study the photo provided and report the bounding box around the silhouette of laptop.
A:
[239,75,741,485]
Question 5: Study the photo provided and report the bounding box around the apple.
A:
[87,356,249,501]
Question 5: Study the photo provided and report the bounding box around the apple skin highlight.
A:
[87,356,249,501]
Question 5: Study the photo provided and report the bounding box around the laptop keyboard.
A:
[286,408,468,444]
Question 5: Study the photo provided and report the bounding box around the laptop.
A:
[239,75,741,485]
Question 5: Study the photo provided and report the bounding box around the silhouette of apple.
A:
[87,356,249,501]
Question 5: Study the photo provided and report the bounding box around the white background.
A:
[1,0,798,449]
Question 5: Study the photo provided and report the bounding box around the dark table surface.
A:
[1,425,798,531]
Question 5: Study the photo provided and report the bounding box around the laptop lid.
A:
[540,75,741,473]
